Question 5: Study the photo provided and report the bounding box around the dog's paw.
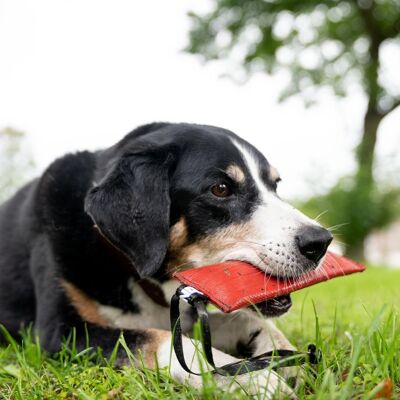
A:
[245,321,301,395]
[214,369,296,399]
[280,365,304,390]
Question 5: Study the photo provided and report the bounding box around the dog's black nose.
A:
[296,226,333,263]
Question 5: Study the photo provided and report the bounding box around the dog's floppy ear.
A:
[85,152,173,277]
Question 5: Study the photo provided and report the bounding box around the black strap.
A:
[170,285,321,376]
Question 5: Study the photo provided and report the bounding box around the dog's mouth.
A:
[250,294,292,317]
[233,256,322,318]
[226,251,320,280]
[226,260,295,318]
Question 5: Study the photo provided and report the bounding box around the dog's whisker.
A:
[326,222,350,232]
[313,210,329,223]
[331,256,346,277]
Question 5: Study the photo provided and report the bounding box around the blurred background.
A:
[1,0,399,267]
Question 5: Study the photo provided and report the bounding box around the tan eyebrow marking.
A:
[269,166,281,182]
[226,164,245,183]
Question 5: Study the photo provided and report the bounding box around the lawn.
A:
[0,266,399,399]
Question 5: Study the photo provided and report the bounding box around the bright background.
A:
[1,0,399,200]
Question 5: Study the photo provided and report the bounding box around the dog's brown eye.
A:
[211,183,231,198]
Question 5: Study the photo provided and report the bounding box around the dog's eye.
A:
[211,183,232,198]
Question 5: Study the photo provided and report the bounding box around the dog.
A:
[0,123,332,397]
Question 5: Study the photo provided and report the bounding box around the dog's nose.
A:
[296,226,333,263]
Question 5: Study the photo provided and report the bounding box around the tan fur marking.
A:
[269,166,280,182]
[142,329,171,368]
[226,164,245,183]
[169,217,188,251]
[167,221,255,272]
[61,280,108,327]
[167,218,190,274]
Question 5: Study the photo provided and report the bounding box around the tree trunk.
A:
[347,107,383,261]
[346,242,366,262]
[356,107,383,187]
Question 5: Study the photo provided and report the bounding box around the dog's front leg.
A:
[139,328,295,398]
[206,310,302,385]
[73,324,294,398]
[206,310,294,354]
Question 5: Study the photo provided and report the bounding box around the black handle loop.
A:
[170,285,321,376]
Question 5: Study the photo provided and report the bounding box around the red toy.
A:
[174,251,365,313]
[170,252,365,376]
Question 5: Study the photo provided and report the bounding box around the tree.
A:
[186,0,400,258]
[0,128,35,203]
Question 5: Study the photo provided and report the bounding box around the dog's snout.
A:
[296,226,333,264]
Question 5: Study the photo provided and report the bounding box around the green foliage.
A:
[0,127,35,203]
[1,267,399,398]
[187,1,400,257]
[299,175,400,257]
[187,0,400,108]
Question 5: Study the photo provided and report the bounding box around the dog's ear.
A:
[85,152,173,277]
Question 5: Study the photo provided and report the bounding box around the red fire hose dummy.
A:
[170,252,365,376]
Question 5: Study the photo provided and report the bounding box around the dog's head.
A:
[85,123,332,315]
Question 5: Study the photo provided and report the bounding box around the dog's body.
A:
[0,123,332,397]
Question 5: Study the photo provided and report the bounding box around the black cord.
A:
[170,285,321,376]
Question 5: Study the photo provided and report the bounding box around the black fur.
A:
[0,122,277,354]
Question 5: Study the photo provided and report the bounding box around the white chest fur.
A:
[98,278,171,330]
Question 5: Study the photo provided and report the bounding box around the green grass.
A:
[1,267,399,399]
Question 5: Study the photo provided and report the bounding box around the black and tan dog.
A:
[0,123,332,397]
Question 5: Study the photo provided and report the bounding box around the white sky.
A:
[0,0,399,200]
